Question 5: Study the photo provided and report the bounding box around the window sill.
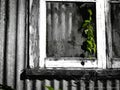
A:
[21,68,120,80]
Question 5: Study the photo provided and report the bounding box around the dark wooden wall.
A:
[0,0,120,90]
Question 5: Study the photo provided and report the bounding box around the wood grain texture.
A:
[36,80,42,90]
[26,80,33,90]
[105,0,112,68]
[115,80,120,90]
[62,80,68,90]
[21,69,120,80]
[6,0,17,88]
[98,80,103,90]
[29,0,39,67]
[89,80,95,90]
[71,80,77,90]
[54,79,60,90]
[45,79,51,90]
[0,0,6,84]
[80,80,85,90]
[107,80,112,90]
[16,0,26,90]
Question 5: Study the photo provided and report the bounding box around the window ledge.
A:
[21,68,120,80]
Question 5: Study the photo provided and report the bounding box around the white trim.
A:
[46,0,96,2]
[112,60,120,68]
[45,59,97,68]
[39,0,46,68]
[96,0,106,69]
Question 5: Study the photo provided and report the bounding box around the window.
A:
[29,0,107,69]
[21,0,120,80]
[105,0,120,68]
[29,0,120,70]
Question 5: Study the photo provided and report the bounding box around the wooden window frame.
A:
[105,0,120,68]
[28,0,107,69]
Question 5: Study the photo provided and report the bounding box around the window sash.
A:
[105,0,120,68]
[28,0,107,69]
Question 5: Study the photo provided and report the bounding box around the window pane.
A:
[46,2,96,58]
[111,3,120,58]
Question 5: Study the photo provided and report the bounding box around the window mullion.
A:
[39,0,46,68]
[96,0,106,69]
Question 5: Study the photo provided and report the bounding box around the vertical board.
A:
[54,79,60,90]
[105,0,112,68]
[80,80,86,90]
[26,80,33,90]
[45,79,51,90]
[36,80,42,90]
[89,80,95,90]
[0,0,6,84]
[16,0,26,90]
[107,80,112,90]
[6,0,17,88]
[29,0,39,67]
[63,80,68,90]
[115,80,120,90]
[98,80,103,90]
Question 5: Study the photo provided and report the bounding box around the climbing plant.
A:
[81,9,96,57]
[45,86,61,90]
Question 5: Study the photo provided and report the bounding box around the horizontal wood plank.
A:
[21,69,120,80]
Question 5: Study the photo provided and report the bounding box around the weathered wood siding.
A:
[29,0,40,68]
[0,0,120,90]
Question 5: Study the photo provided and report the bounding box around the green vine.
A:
[81,9,96,57]
[45,86,61,90]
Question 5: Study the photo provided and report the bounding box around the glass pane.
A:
[46,2,96,58]
[111,4,120,58]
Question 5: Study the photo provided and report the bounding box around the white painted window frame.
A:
[105,0,120,68]
[30,0,106,69]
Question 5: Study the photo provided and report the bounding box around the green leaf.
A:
[87,29,94,37]
[45,86,54,90]
[93,43,97,54]
[82,22,88,28]
[88,9,92,16]
[87,40,93,48]
[86,47,92,53]
[85,20,90,23]
[80,8,96,56]
[89,16,92,21]
[88,25,93,30]
[84,29,88,34]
